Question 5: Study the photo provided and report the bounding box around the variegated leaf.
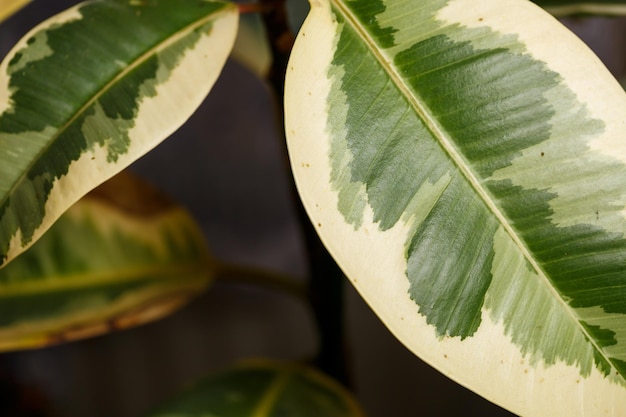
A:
[285,0,626,415]
[0,0,238,268]
[0,172,213,352]
[143,360,365,417]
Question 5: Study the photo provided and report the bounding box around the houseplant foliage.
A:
[0,0,237,267]
[2,0,626,416]
[285,0,626,415]
[0,172,213,352]
[142,360,365,417]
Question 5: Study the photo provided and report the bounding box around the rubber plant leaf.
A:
[0,171,213,352]
[0,0,238,268]
[0,0,31,23]
[143,360,365,417]
[531,0,626,16]
[285,0,626,415]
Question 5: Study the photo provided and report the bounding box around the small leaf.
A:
[232,13,272,77]
[0,0,238,267]
[143,360,365,417]
[0,0,31,23]
[532,0,626,16]
[285,0,626,415]
[0,172,213,352]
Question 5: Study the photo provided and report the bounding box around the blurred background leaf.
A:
[532,0,626,16]
[144,360,365,417]
[0,0,30,23]
[0,172,214,352]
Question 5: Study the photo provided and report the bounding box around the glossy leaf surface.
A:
[144,361,364,417]
[0,0,238,267]
[0,172,213,351]
[285,0,626,415]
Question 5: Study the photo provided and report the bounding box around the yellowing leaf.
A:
[0,0,30,23]
[0,172,213,351]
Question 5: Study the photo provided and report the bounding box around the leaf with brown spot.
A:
[0,172,213,352]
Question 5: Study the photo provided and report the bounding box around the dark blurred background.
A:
[0,2,624,416]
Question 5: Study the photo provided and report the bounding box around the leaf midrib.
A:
[0,262,208,297]
[251,370,290,417]
[329,0,618,377]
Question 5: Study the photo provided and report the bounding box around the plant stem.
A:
[237,3,272,15]
[259,0,294,98]
[301,221,350,386]
[215,261,307,301]
[258,0,351,386]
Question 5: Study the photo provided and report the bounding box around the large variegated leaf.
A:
[532,0,626,15]
[0,172,213,352]
[143,360,364,417]
[285,0,626,415]
[0,0,238,268]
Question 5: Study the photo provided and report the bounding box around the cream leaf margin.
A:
[285,0,626,415]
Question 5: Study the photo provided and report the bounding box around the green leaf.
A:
[531,0,626,16]
[285,0,626,415]
[0,0,238,268]
[0,172,213,352]
[143,360,365,417]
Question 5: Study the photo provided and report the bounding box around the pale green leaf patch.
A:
[0,172,213,352]
[0,0,238,268]
[286,0,626,414]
